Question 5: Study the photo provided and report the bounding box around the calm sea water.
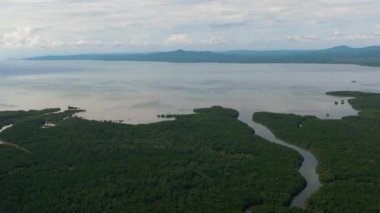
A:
[1,60,380,124]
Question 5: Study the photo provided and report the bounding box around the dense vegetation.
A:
[0,106,304,212]
[0,108,60,127]
[253,91,380,212]
[27,45,380,67]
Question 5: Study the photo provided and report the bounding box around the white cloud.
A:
[71,40,101,47]
[46,40,65,48]
[331,30,342,38]
[165,34,191,45]
[319,0,378,4]
[42,39,104,48]
[111,41,125,47]
[374,32,380,37]
[284,36,300,41]
[0,27,40,49]
[267,6,287,14]
[202,36,228,45]
[284,35,319,41]
[71,40,89,46]
[329,31,374,40]
[0,0,380,54]
[345,34,371,40]
[129,35,150,46]
[303,35,320,40]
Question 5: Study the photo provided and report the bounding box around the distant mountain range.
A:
[26,45,380,67]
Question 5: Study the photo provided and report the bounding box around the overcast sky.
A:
[1,0,380,58]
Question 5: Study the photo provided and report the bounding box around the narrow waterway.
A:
[0,124,13,140]
[0,124,31,153]
[238,111,322,209]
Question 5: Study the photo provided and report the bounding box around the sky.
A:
[0,0,380,58]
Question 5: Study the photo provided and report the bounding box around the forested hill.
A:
[26,45,380,67]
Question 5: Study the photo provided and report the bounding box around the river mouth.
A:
[238,111,322,210]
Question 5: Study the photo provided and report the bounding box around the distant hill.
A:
[26,46,380,67]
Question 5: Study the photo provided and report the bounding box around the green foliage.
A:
[194,106,240,118]
[0,108,60,127]
[253,91,380,212]
[0,107,303,212]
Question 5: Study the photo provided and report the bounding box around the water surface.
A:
[2,61,380,123]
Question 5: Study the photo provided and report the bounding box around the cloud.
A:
[319,0,378,4]
[303,35,320,40]
[267,6,286,13]
[374,32,380,37]
[284,36,300,41]
[165,34,191,45]
[46,40,65,48]
[329,31,374,40]
[209,21,249,28]
[0,0,380,54]
[0,27,40,49]
[43,39,104,48]
[345,34,371,40]
[129,35,150,46]
[330,30,342,38]
[202,36,228,45]
[71,40,104,47]
[111,41,125,47]
[284,35,319,41]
